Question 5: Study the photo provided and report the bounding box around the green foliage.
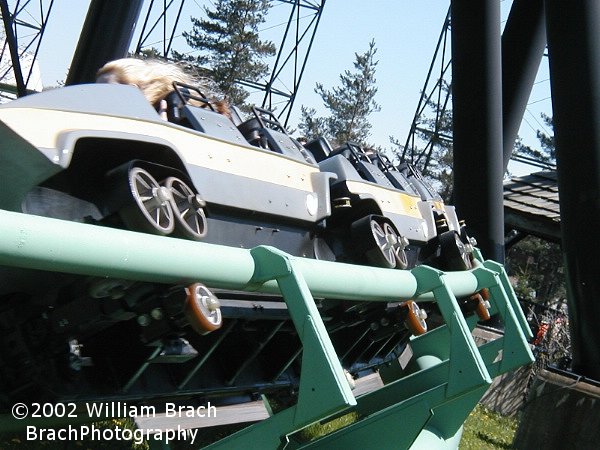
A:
[135,47,165,60]
[506,236,571,371]
[460,404,519,449]
[294,412,359,443]
[298,106,328,140]
[298,40,380,147]
[390,81,454,200]
[505,236,565,306]
[178,0,276,105]
[513,113,556,165]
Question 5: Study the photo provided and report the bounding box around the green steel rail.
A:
[0,210,534,449]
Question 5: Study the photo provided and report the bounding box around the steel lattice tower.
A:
[0,0,54,99]
[134,0,326,126]
[1,0,326,127]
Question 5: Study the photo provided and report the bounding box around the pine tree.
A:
[514,113,556,165]
[299,40,380,147]
[298,106,327,139]
[180,0,276,105]
[390,81,454,200]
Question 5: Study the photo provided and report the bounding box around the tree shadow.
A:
[475,431,514,449]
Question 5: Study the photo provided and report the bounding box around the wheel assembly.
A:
[401,300,428,335]
[352,216,408,269]
[392,225,410,270]
[184,283,222,335]
[469,293,491,321]
[119,167,175,235]
[439,230,473,271]
[479,287,490,301]
[164,177,208,240]
[366,219,397,268]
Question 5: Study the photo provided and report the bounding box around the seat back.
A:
[305,137,333,163]
[182,106,247,144]
[238,106,316,164]
[330,142,396,189]
[165,84,247,145]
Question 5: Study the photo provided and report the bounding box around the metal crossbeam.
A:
[135,0,187,58]
[0,0,54,99]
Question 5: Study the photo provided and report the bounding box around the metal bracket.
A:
[205,246,355,449]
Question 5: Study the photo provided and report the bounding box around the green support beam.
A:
[0,210,479,301]
[0,210,534,449]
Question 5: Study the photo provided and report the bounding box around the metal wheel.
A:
[479,287,490,301]
[368,220,397,268]
[470,293,491,321]
[352,216,405,269]
[392,225,409,270]
[164,177,208,240]
[402,300,428,335]
[370,221,410,269]
[439,230,472,271]
[184,283,222,335]
[120,167,174,235]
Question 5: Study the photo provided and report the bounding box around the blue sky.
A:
[36,1,551,175]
